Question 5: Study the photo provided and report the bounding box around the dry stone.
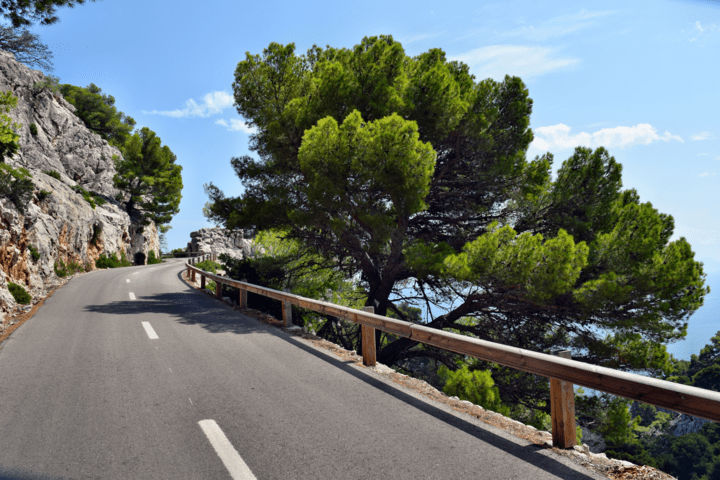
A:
[186,227,259,260]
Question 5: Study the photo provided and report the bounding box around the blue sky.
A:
[21,0,720,358]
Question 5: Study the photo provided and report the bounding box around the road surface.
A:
[0,259,606,479]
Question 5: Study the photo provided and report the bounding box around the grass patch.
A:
[42,170,61,180]
[147,250,162,264]
[96,251,132,269]
[72,185,107,209]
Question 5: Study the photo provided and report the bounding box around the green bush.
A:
[27,244,40,261]
[91,223,102,245]
[0,163,34,213]
[29,123,37,135]
[36,189,51,201]
[196,259,221,274]
[119,251,132,267]
[95,253,119,269]
[54,258,83,277]
[43,169,61,180]
[147,250,162,264]
[8,282,31,304]
[439,365,511,416]
[32,75,60,95]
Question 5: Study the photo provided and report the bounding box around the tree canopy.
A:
[0,0,98,27]
[0,25,53,71]
[114,127,182,226]
[205,35,708,411]
[59,83,135,147]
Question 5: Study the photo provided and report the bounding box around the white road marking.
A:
[142,322,158,339]
[132,272,139,275]
[189,398,194,405]
[199,420,257,480]
[129,292,136,300]
[126,279,130,283]
[169,367,172,373]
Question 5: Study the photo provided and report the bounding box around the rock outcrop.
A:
[186,227,258,260]
[0,50,159,325]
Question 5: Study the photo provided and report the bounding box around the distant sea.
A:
[666,272,720,361]
[410,273,720,362]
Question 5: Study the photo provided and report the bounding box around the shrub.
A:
[439,365,511,416]
[91,223,102,246]
[196,259,221,274]
[8,282,31,304]
[0,162,34,213]
[119,251,132,267]
[43,170,61,180]
[170,247,186,257]
[72,185,107,209]
[32,75,60,95]
[147,250,162,264]
[54,258,83,277]
[36,189,51,201]
[27,244,40,261]
[29,123,37,135]
[95,253,119,269]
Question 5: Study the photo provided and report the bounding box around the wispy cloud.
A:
[692,131,714,141]
[699,172,717,178]
[502,9,615,41]
[143,91,234,118]
[684,21,718,42]
[450,45,578,81]
[530,123,684,152]
[698,153,710,156]
[215,118,257,134]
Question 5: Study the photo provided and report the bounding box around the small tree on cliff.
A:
[59,83,136,147]
[114,127,183,226]
[0,25,53,71]
[204,36,707,411]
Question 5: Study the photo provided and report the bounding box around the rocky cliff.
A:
[0,50,158,326]
[185,227,258,259]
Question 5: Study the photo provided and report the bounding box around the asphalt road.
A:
[0,259,607,480]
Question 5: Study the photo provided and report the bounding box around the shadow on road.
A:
[83,270,601,480]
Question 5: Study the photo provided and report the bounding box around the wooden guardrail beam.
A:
[186,261,720,433]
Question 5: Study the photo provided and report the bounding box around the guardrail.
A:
[186,255,720,449]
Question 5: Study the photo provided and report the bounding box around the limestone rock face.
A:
[186,227,258,260]
[0,50,159,325]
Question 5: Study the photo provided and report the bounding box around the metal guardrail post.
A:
[282,288,292,327]
[550,349,576,448]
[361,306,377,366]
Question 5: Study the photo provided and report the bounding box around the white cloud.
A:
[698,172,717,178]
[503,9,615,41]
[692,131,714,141]
[530,123,684,152]
[215,118,257,134]
[143,91,233,118]
[698,153,710,156]
[450,45,578,81]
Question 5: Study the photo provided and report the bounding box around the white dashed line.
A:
[132,272,139,275]
[199,420,257,480]
[129,292,136,300]
[189,398,194,405]
[142,321,158,339]
[126,279,130,283]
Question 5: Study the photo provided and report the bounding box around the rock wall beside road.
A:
[0,49,159,327]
